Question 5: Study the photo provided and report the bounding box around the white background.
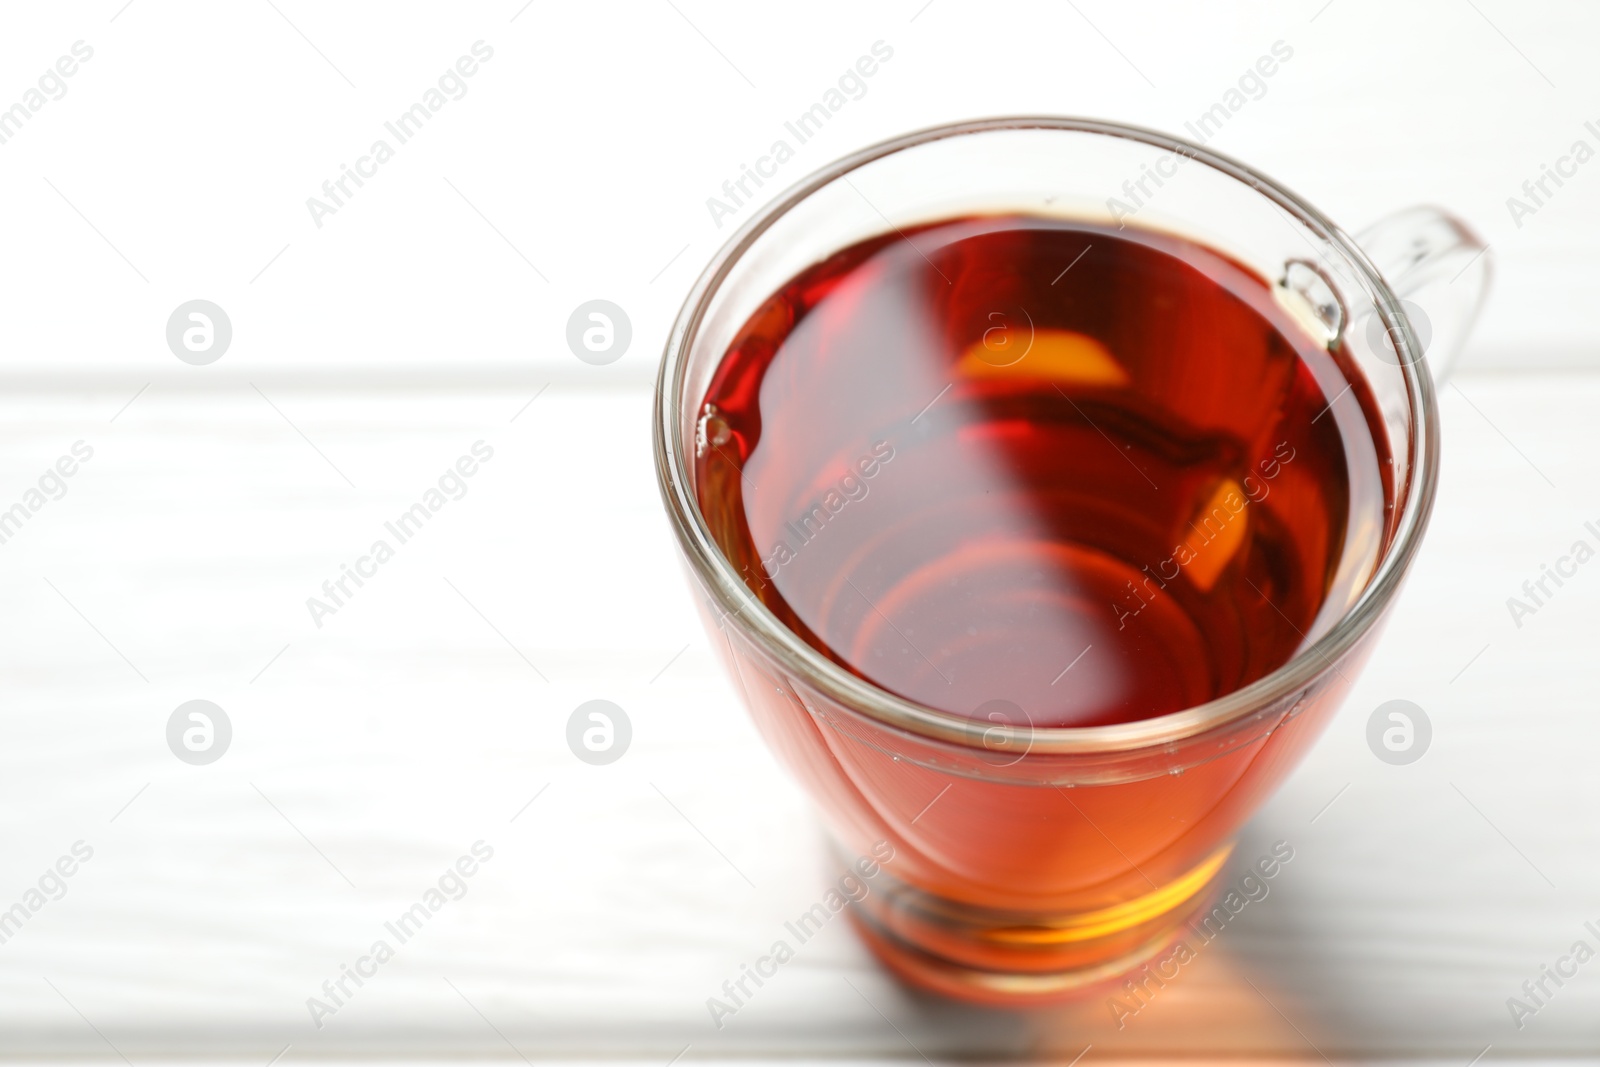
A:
[0,0,1596,381]
[0,0,1598,1062]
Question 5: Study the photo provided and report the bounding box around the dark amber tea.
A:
[694,215,1389,728]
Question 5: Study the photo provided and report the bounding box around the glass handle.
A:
[1354,206,1492,385]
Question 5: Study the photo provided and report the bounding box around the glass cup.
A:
[652,118,1490,1004]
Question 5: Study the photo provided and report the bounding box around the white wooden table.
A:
[1,367,1596,1062]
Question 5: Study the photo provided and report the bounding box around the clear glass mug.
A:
[652,118,1489,1004]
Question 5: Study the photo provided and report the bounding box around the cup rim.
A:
[652,115,1440,756]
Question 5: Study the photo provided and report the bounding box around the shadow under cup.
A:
[653,119,1454,1003]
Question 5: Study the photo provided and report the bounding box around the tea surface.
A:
[695,215,1387,727]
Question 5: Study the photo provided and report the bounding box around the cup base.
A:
[846,842,1235,1007]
